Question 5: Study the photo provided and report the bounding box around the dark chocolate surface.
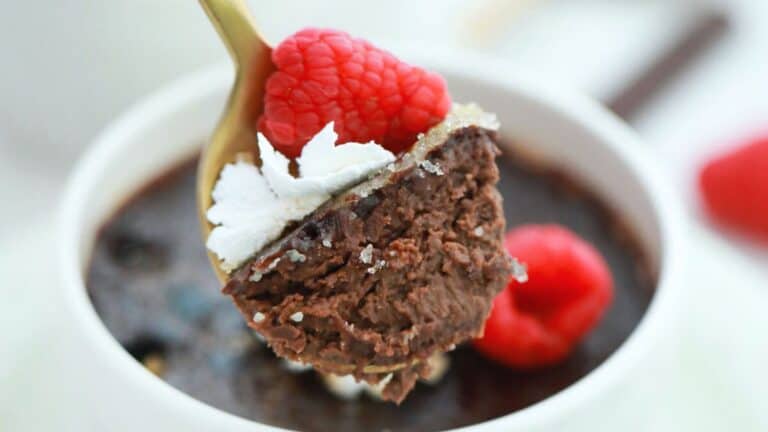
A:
[87,150,654,432]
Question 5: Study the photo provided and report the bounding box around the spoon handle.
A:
[199,0,269,66]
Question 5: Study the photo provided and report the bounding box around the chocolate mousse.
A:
[224,125,512,402]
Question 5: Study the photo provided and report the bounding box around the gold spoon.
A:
[197,0,273,284]
[196,0,416,375]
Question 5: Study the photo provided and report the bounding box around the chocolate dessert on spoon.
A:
[197,0,515,402]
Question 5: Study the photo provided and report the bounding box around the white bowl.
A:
[58,53,686,431]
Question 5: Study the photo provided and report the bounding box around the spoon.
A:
[197,0,273,284]
[196,0,417,375]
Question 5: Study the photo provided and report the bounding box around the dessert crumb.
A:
[402,331,416,343]
[367,260,386,274]
[473,226,485,237]
[266,257,282,271]
[281,359,311,372]
[290,312,304,322]
[142,354,166,377]
[419,160,444,176]
[286,249,307,263]
[321,238,333,248]
[249,271,263,282]
[359,244,374,264]
[322,374,368,400]
[423,354,450,385]
[253,312,266,323]
[220,262,236,273]
[511,257,528,283]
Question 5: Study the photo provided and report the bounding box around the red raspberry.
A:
[257,28,451,158]
[699,135,768,243]
[474,225,613,369]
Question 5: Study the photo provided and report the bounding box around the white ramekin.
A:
[57,52,686,431]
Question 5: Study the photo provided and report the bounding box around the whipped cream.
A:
[207,122,395,272]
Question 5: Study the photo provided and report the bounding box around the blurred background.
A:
[1,0,766,430]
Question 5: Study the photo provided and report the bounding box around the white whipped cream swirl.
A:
[206,122,395,272]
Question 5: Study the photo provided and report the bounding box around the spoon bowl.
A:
[196,0,273,283]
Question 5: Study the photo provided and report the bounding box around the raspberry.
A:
[699,135,768,243]
[257,28,451,158]
[474,225,613,369]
